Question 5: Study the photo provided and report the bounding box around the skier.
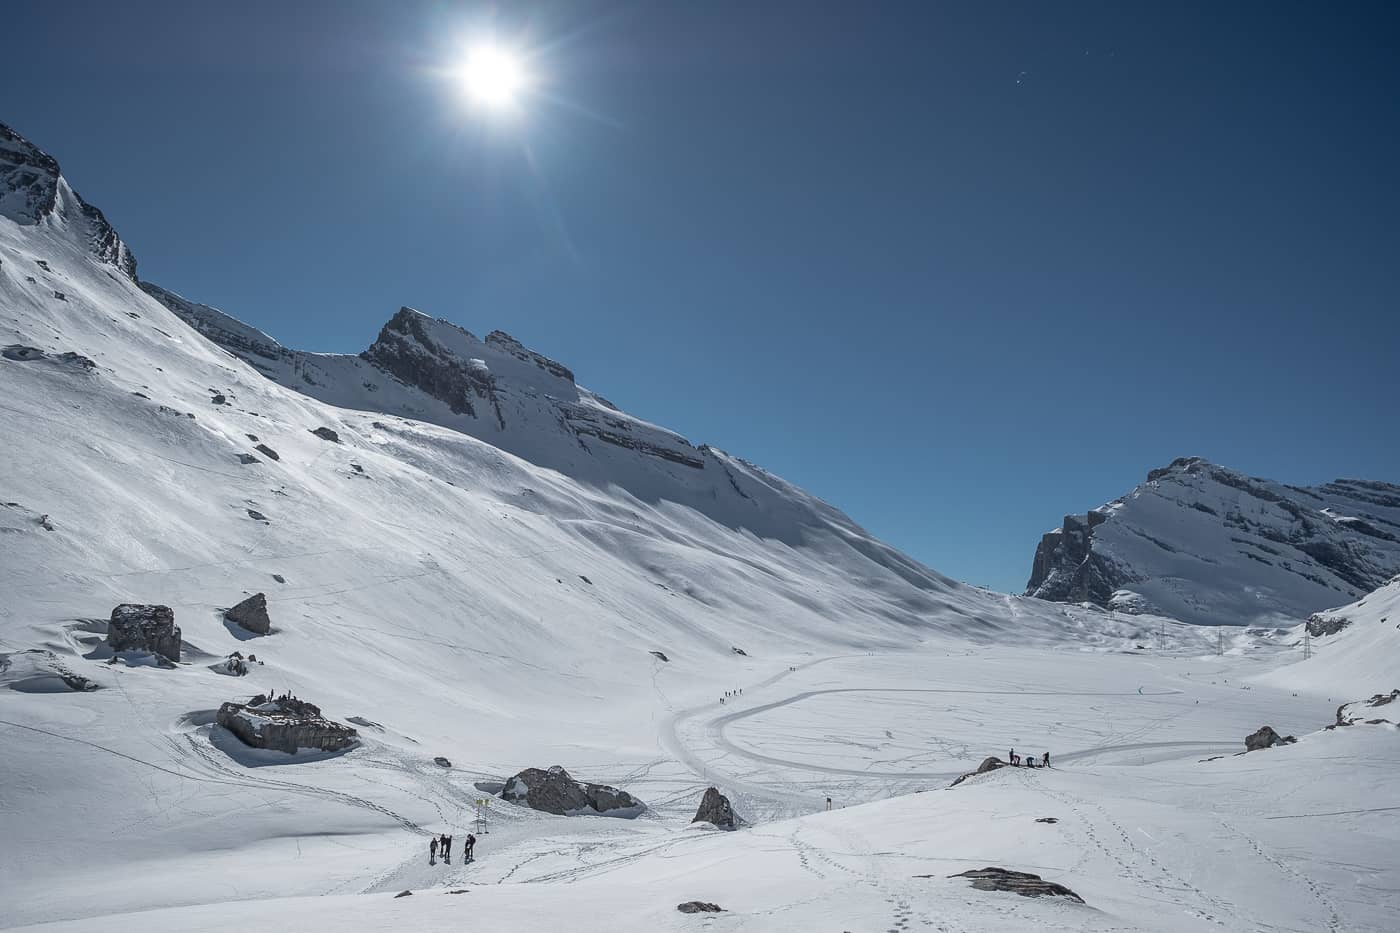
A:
[466,833,476,861]
[1043,751,1051,768]
[1009,748,1019,767]
[442,834,452,863]
[429,837,438,864]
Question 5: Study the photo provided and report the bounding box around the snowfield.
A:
[2,122,1398,931]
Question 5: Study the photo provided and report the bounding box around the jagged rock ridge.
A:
[1026,457,1400,626]
[1,122,137,279]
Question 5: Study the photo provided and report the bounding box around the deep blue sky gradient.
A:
[6,1,1398,591]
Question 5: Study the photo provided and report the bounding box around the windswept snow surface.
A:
[2,124,1398,931]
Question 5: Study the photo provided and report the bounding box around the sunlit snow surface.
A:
[1,179,1398,931]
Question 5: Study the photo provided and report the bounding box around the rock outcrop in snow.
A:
[106,604,181,662]
[216,695,358,754]
[224,593,271,635]
[1244,725,1296,752]
[1025,456,1400,626]
[500,765,645,817]
[691,786,738,829]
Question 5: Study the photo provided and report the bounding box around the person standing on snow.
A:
[442,834,452,863]
[429,837,438,864]
[466,833,476,861]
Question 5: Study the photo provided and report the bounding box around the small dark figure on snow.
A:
[1043,751,1051,767]
[466,833,476,861]
[429,837,437,864]
[442,834,452,862]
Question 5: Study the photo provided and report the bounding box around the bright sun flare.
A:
[458,43,528,111]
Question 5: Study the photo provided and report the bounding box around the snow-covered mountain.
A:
[1025,456,1400,627]
[5,122,1398,933]
[138,285,922,558]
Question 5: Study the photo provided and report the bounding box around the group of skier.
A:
[1008,748,1050,768]
[428,832,476,865]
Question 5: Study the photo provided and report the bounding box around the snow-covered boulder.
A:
[950,756,1007,787]
[0,649,98,693]
[691,786,738,830]
[500,765,645,818]
[216,695,358,754]
[224,593,271,635]
[106,604,181,662]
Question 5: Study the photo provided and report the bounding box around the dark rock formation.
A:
[950,756,1007,787]
[237,453,258,465]
[1334,689,1400,727]
[1025,510,1122,606]
[676,902,723,914]
[310,426,340,443]
[1244,725,1296,752]
[692,786,738,830]
[1035,817,1059,824]
[500,765,645,817]
[216,694,358,754]
[649,650,669,662]
[946,868,1084,903]
[225,593,271,635]
[106,604,181,662]
[731,646,748,656]
[434,756,452,767]
[255,444,280,461]
[1,123,138,278]
[1306,612,1351,638]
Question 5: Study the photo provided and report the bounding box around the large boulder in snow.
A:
[500,765,645,817]
[106,604,181,662]
[1244,725,1296,752]
[1334,689,1400,727]
[224,593,271,635]
[692,786,738,830]
[216,694,358,754]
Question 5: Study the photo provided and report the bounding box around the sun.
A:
[456,42,529,111]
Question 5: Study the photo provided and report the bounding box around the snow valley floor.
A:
[4,643,1398,932]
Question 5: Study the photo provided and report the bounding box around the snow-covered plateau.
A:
[2,122,1397,931]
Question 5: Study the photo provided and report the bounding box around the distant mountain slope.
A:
[1026,456,1400,626]
[137,289,920,564]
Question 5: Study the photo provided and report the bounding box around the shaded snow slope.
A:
[1026,456,1400,626]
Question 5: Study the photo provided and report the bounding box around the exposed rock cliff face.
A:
[1,122,137,279]
[1026,457,1400,626]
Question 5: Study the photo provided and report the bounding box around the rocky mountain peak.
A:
[0,122,137,279]
[1026,458,1400,625]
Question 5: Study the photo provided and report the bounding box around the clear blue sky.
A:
[7,1,1397,592]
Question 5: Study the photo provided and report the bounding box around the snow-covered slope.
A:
[1255,575,1400,698]
[1026,456,1400,626]
[138,287,912,558]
